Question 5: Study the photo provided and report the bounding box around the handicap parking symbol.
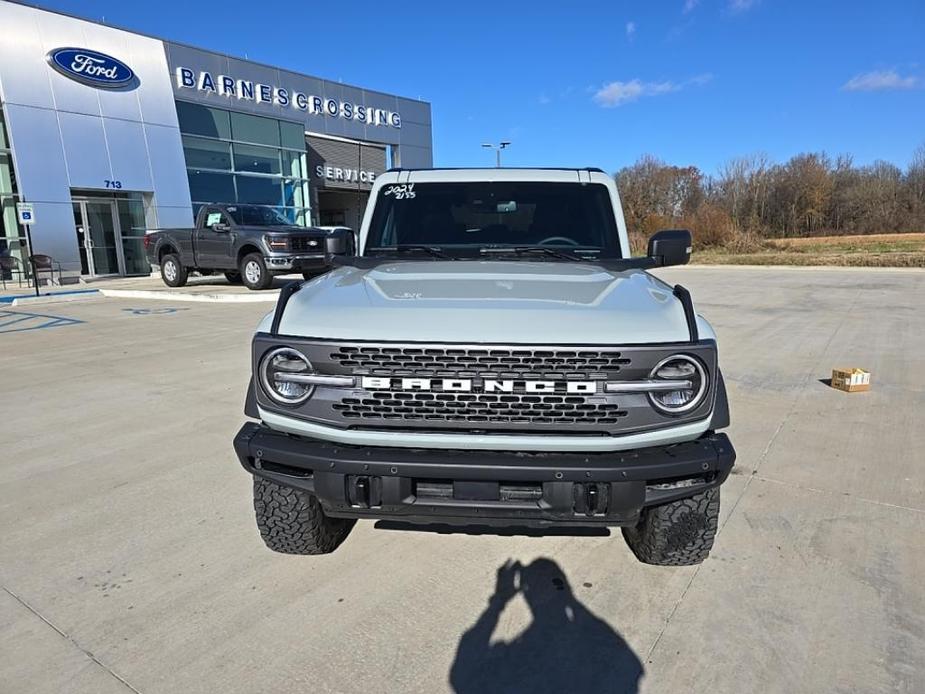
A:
[122,307,190,315]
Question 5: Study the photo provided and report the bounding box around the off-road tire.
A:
[253,478,355,555]
[240,253,272,290]
[160,253,188,287]
[224,271,242,284]
[622,488,719,566]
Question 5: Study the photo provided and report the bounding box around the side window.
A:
[204,210,223,228]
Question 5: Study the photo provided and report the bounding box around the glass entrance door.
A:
[73,199,120,276]
[117,199,151,275]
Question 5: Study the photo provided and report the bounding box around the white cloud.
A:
[683,0,700,13]
[593,74,712,107]
[842,69,920,92]
[593,79,678,107]
[729,0,759,12]
[625,21,636,39]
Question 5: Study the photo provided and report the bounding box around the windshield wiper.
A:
[480,246,584,262]
[371,245,452,259]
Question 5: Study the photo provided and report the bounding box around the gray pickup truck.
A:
[143,204,355,290]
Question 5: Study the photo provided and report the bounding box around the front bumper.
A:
[265,254,327,272]
[234,423,735,527]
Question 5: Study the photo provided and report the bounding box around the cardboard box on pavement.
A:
[831,367,871,392]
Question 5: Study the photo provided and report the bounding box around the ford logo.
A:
[47,48,137,89]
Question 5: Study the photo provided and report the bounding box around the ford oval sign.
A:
[47,48,137,89]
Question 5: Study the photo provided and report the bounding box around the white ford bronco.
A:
[234,168,735,565]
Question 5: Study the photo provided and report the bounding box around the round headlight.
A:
[648,355,708,414]
[260,347,314,405]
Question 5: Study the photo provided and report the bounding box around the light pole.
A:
[481,141,511,168]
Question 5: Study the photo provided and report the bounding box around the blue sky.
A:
[36,0,925,174]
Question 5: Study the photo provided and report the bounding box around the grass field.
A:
[694,232,925,267]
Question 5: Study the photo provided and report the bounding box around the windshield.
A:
[225,205,291,226]
[364,181,622,258]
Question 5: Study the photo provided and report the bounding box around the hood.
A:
[258,225,327,235]
[273,260,693,344]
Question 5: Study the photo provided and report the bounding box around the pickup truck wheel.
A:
[224,271,242,284]
[622,488,719,566]
[253,478,355,555]
[160,254,188,287]
[240,253,271,290]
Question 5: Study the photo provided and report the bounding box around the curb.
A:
[9,290,102,307]
[675,264,925,273]
[99,288,280,303]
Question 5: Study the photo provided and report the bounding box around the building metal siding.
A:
[0,1,193,272]
[306,135,386,193]
[0,1,433,275]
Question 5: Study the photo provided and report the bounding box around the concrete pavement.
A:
[1,266,923,693]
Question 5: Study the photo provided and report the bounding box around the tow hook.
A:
[574,482,610,516]
[347,475,381,508]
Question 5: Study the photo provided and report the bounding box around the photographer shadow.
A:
[449,558,643,694]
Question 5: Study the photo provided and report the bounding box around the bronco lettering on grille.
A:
[360,376,599,394]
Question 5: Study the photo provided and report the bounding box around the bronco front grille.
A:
[329,346,632,379]
[332,391,629,425]
[251,336,718,435]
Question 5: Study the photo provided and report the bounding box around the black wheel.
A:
[239,253,272,290]
[224,271,242,284]
[622,488,720,566]
[253,478,355,555]
[160,253,188,288]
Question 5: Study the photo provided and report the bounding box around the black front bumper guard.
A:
[234,423,735,527]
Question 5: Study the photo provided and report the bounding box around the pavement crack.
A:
[645,288,867,666]
[753,474,925,515]
[2,586,143,694]
[643,564,703,664]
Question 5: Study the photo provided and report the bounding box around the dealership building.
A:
[0,0,433,279]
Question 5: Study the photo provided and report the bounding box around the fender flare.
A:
[711,369,730,430]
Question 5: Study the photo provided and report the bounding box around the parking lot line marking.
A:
[0,310,85,334]
[3,586,141,694]
[0,315,34,329]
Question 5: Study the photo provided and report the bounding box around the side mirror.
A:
[324,228,355,257]
[647,229,692,267]
[212,222,230,233]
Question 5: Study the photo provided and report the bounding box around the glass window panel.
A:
[282,150,304,179]
[176,102,231,139]
[230,112,280,146]
[235,175,282,206]
[296,208,311,227]
[2,196,23,251]
[233,143,280,175]
[121,237,150,275]
[274,207,296,224]
[283,178,310,208]
[280,121,305,149]
[0,153,14,196]
[117,199,147,237]
[188,170,236,203]
[183,136,232,170]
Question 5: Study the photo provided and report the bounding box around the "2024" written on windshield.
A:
[383,184,416,200]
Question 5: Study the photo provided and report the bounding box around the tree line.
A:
[615,145,925,248]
